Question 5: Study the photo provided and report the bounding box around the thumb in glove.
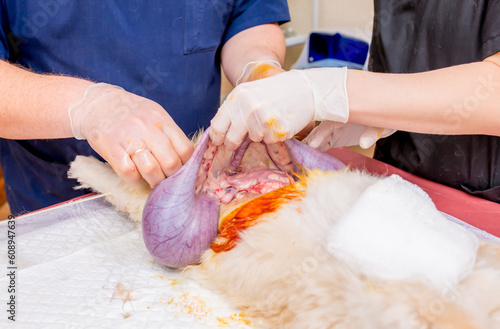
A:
[303,121,396,152]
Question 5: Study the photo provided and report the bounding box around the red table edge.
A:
[15,192,98,219]
[327,147,500,237]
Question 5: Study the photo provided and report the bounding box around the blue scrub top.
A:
[0,0,290,215]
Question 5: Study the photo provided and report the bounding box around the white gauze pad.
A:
[327,174,478,289]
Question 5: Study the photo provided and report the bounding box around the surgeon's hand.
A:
[303,122,397,152]
[69,83,194,188]
[210,67,349,150]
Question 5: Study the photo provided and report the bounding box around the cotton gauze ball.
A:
[327,174,478,290]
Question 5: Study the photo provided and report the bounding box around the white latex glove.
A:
[303,121,397,152]
[210,67,349,150]
[68,83,194,188]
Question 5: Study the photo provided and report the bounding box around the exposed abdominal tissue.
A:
[196,140,293,205]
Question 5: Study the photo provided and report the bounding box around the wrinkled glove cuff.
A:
[236,60,283,85]
[68,83,124,140]
[298,67,349,123]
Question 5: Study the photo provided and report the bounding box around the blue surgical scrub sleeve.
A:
[222,0,289,45]
[0,0,290,214]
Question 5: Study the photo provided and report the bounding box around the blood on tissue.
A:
[211,180,306,253]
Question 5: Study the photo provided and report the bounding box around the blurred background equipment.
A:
[303,32,369,70]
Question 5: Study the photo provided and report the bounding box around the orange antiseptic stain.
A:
[170,279,178,286]
[217,312,255,327]
[248,63,283,81]
[153,122,164,130]
[211,181,306,253]
[167,293,212,321]
[266,118,287,139]
[266,118,291,140]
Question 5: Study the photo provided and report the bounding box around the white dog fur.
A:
[68,156,151,223]
[68,156,500,329]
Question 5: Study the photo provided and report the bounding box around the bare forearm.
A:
[221,23,286,86]
[0,60,93,139]
[347,56,500,137]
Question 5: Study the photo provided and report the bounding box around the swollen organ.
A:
[142,130,346,268]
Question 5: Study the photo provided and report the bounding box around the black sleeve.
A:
[0,1,10,60]
[481,0,500,59]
